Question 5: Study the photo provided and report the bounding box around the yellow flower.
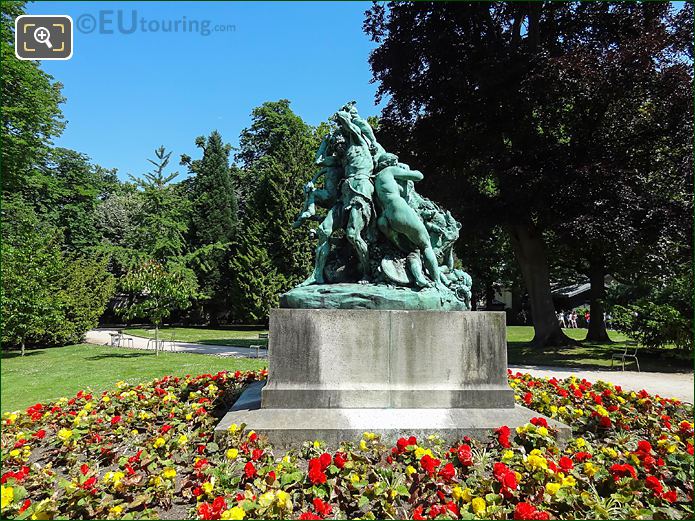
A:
[247,430,256,440]
[228,423,239,433]
[154,437,166,448]
[502,450,514,461]
[177,434,189,446]
[452,486,473,503]
[562,475,576,487]
[583,462,598,477]
[57,428,73,442]
[414,447,433,460]
[1,485,14,508]
[546,482,561,495]
[471,497,486,515]
[276,490,292,510]
[359,440,368,451]
[226,448,239,460]
[185,413,193,421]
[350,473,361,484]
[104,471,125,488]
[363,431,377,441]
[221,506,246,520]
[9,449,20,458]
[131,429,138,436]
[526,452,548,471]
[406,465,417,476]
[313,440,321,449]
[575,438,586,448]
[162,468,177,480]
[549,405,558,415]
[537,426,549,437]
[201,481,213,494]
[103,395,111,403]
[603,447,618,459]
[6,413,17,425]
[258,491,275,508]
[84,402,93,411]
[558,406,567,415]
[109,505,124,515]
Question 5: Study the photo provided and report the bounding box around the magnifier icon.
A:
[33,26,53,49]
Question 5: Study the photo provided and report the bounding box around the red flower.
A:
[574,452,592,462]
[160,424,172,434]
[495,426,511,448]
[419,454,440,476]
[244,461,257,479]
[445,501,460,517]
[251,448,264,461]
[599,415,612,428]
[267,471,276,483]
[637,441,652,454]
[438,462,456,481]
[530,417,548,428]
[82,476,97,490]
[514,502,549,520]
[313,498,333,516]
[197,496,227,520]
[523,392,533,405]
[18,499,31,514]
[396,436,417,454]
[308,458,327,485]
[33,429,46,439]
[412,505,426,520]
[334,452,348,469]
[299,513,322,520]
[645,476,664,495]
[610,463,636,481]
[110,415,122,425]
[319,452,332,470]
[662,490,678,503]
[558,456,573,472]
[80,464,90,476]
[457,444,474,466]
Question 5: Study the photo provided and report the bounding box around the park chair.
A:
[161,332,176,352]
[611,344,640,372]
[250,333,269,359]
[110,331,133,348]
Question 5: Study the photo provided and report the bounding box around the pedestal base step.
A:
[215,382,571,448]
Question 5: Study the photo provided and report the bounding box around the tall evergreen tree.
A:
[230,100,320,322]
[181,131,238,322]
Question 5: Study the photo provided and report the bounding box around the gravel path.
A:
[85,329,692,404]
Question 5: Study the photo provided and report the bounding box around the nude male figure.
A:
[374,154,447,289]
[334,109,375,282]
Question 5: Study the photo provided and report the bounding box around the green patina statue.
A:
[283,102,472,311]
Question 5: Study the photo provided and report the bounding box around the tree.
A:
[117,260,197,354]
[181,131,238,322]
[229,220,283,323]
[42,148,116,252]
[130,147,190,262]
[364,2,691,347]
[1,1,65,196]
[1,197,62,355]
[1,197,115,353]
[228,100,321,323]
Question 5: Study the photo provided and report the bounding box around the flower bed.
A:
[1,370,692,520]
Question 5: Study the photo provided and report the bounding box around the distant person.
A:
[584,311,590,326]
[605,312,612,329]
[557,311,566,328]
[570,311,578,328]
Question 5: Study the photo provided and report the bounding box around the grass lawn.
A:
[507,326,691,372]
[123,326,268,348]
[1,344,267,413]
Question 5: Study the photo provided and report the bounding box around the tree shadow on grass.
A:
[507,341,693,373]
[86,352,155,360]
[2,350,45,359]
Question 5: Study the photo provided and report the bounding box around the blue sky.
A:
[28,1,383,179]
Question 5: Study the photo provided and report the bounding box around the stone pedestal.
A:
[216,309,570,446]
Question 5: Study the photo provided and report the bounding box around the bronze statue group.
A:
[293,102,472,308]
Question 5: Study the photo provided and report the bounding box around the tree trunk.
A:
[507,223,576,347]
[21,339,25,357]
[155,325,159,356]
[586,257,611,342]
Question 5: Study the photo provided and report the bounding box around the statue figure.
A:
[284,103,473,311]
[334,109,375,283]
[374,153,445,290]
